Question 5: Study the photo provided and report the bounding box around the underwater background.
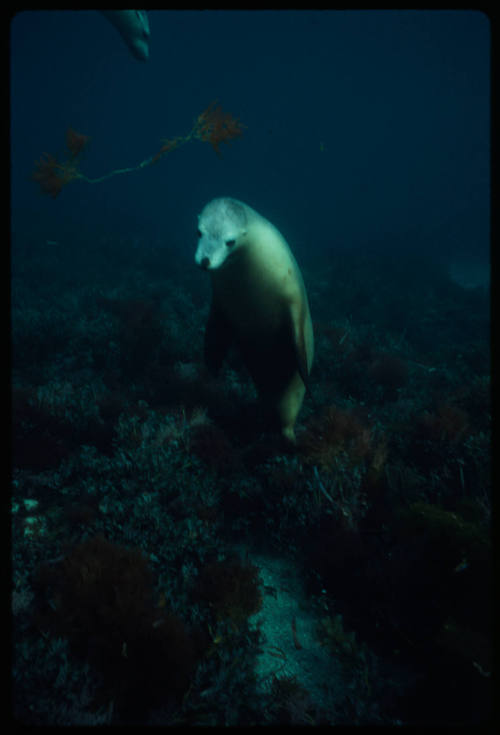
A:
[10,10,491,725]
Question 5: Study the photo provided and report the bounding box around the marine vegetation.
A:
[32,101,245,197]
[34,535,198,720]
[12,223,490,724]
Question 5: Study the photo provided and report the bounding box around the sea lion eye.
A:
[226,239,236,248]
[197,229,202,238]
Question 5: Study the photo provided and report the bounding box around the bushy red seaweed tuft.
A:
[300,404,373,471]
[192,100,245,156]
[32,127,89,198]
[31,152,80,198]
[416,402,469,444]
[65,127,90,158]
[35,535,197,716]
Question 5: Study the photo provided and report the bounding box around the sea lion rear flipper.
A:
[287,305,314,402]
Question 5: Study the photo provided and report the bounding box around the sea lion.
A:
[195,197,314,441]
[101,10,150,61]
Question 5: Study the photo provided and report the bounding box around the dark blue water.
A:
[11,10,489,266]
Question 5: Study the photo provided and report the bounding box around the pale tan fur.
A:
[198,198,314,441]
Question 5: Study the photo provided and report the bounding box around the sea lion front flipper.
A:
[204,303,233,375]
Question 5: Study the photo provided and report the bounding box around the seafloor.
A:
[11,230,491,725]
